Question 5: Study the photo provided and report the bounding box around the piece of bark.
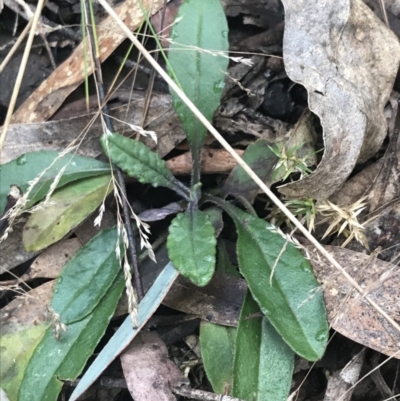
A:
[166,148,244,175]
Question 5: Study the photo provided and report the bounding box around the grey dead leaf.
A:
[3,91,185,164]
[0,224,40,275]
[138,202,184,222]
[120,331,188,401]
[279,0,400,200]
[163,274,246,327]
[310,246,400,359]
[324,348,366,401]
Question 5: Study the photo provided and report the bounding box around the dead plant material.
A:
[10,0,170,124]
[166,148,244,175]
[310,246,400,360]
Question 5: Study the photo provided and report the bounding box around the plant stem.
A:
[84,0,144,301]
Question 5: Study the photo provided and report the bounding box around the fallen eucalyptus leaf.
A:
[279,0,400,200]
[310,246,400,359]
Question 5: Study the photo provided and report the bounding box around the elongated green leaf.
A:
[18,274,125,401]
[168,0,229,180]
[0,325,48,401]
[69,263,179,401]
[51,227,121,324]
[216,240,240,277]
[233,292,294,401]
[100,133,187,196]
[224,204,328,361]
[167,209,216,286]
[23,175,113,252]
[0,151,110,214]
[200,322,236,395]
[221,140,278,201]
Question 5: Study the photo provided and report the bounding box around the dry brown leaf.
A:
[163,273,246,327]
[120,331,188,401]
[310,246,400,359]
[10,0,170,124]
[166,147,244,175]
[0,223,39,275]
[279,0,400,200]
[26,238,82,281]
[328,161,381,208]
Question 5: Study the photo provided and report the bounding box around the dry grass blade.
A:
[317,196,369,248]
[96,0,400,338]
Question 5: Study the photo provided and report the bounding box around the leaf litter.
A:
[2,3,398,398]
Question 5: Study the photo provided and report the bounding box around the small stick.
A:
[173,386,246,401]
[84,1,144,301]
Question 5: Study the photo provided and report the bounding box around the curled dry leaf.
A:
[324,348,366,401]
[120,331,188,401]
[279,0,400,200]
[310,246,400,359]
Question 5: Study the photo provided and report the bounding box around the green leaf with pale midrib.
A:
[223,204,328,361]
[18,273,125,401]
[167,209,216,286]
[200,322,236,395]
[23,174,113,252]
[233,292,294,401]
[100,133,187,196]
[168,0,229,181]
[0,151,111,215]
[51,227,121,324]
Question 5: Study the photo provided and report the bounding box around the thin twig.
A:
[96,0,400,337]
[84,0,144,301]
[173,385,246,401]
[0,0,46,159]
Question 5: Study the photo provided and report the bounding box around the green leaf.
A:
[233,292,294,401]
[221,140,278,201]
[0,151,110,215]
[224,204,328,361]
[18,274,124,401]
[168,0,229,181]
[216,240,240,278]
[167,209,216,286]
[51,227,121,324]
[0,325,49,401]
[69,263,179,401]
[23,175,113,251]
[200,322,236,395]
[100,133,187,197]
